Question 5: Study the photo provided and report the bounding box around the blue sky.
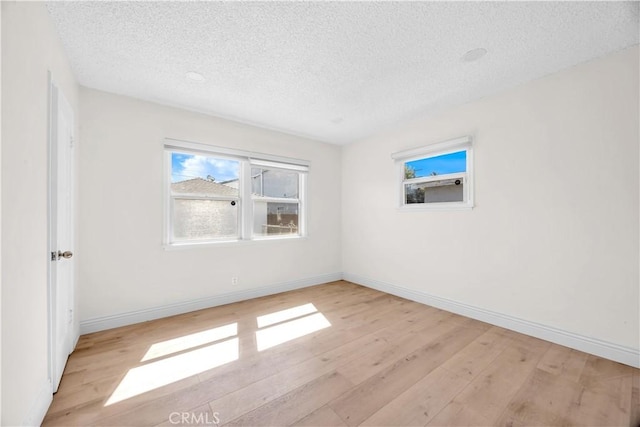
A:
[171,153,239,183]
[406,150,466,178]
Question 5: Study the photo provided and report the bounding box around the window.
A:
[165,139,308,246]
[251,166,301,237]
[392,136,473,210]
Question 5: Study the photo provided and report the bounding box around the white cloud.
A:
[173,155,239,182]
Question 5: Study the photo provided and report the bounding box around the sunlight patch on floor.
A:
[105,337,238,406]
[105,304,332,405]
[141,323,238,362]
[256,303,318,328]
[256,312,331,351]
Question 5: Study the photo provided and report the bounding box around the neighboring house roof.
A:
[171,178,238,197]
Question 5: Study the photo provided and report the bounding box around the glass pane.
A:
[251,168,299,198]
[173,199,238,241]
[405,177,464,204]
[253,201,299,236]
[171,152,239,197]
[405,150,466,179]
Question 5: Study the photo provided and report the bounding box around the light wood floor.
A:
[44,281,639,426]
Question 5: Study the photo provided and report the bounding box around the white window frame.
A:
[392,136,474,211]
[163,138,309,248]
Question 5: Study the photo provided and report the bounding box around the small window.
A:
[392,136,473,210]
[165,140,308,246]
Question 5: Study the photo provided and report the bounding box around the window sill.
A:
[163,235,306,250]
[397,203,474,212]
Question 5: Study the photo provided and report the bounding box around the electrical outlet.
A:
[231,276,239,285]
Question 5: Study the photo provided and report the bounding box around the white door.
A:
[49,77,75,392]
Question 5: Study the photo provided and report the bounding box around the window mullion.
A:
[299,172,306,236]
[403,171,467,185]
[241,159,253,240]
[252,196,300,204]
[168,195,175,244]
[172,195,239,202]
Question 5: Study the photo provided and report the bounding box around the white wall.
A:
[343,47,639,356]
[0,3,3,422]
[1,2,80,425]
[78,88,342,323]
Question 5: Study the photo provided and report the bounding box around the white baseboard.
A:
[79,273,342,334]
[344,273,640,368]
[23,379,52,426]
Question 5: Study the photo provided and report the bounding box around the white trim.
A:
[23,379,53,427]
[398,203,473,212]
[252,196,300,203]
[79,272,342,334]
[391,135,471,161]
[46,71,55,399]
[165,137,310,167]
[249,158,309,172]
[299,172,308,236]
[344,273,640,368]
[163,149,172,245]
[172,194,239,201]
[163,235,307,250]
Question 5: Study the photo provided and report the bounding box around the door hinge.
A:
[69,309,73,324]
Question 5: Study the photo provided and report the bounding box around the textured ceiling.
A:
[47,2,639,145]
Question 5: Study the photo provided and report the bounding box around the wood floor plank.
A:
[567,373,634,426]
[426,401,493,426]
[207,358,333,425]
[329,321,485,426]
[445,335,551,423]
[43,281,640,427]
[292,405,347,427]
[44,375,203,426]
[223,372,353,427]
[42,400,107,427]
[439,326,513,381]
[304,299,431,357]
[360,366,468,426]
[335,311,462,386]
[496,368,586,426]
[194,332,315,385]
[537,343,589,383]
[498,367,635,426]
[46,375,123,416]
[55,369,86,390]
[360,327,516,426]
[579,354,637,386]
[631,371,640,426]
